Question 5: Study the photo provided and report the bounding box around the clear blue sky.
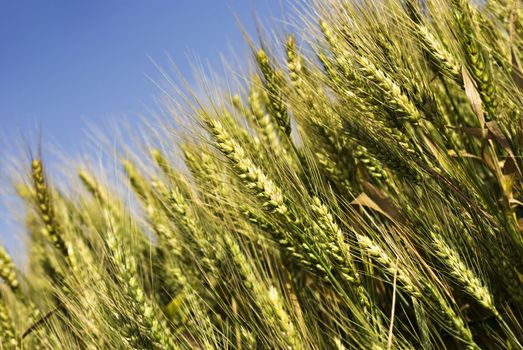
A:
[0,0,290,260]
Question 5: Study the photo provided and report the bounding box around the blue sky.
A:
[0,0,290,259]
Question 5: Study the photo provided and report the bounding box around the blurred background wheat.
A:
[1,0,523,349]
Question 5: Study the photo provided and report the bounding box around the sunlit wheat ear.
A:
[166,185,209,247]
[451,0,498,120]
[105,215,180,350]
[317,49,344,87]
[206,118,287,214]
[182,145,215,185]
[356,55,422,125]
[207,119,321,265]
[208,118,317,264]
[153,184,224,349]
[356,234,422,298]
[0,245,43,345]
[31,159,71,259]
[353,144,389,182]
[310,198,373,309]
[149,181,218,346]
[164,266,209,323]
[313,150,354,192]
[150,148,176,179]
[207,117,389,340]
[411,297,432,349]
[430,232,497,315]
[78,170,109,207]
[318,19,364,88]
[224,233,304,349]
[0,296,18,349]
[245,80,300,171]
[415,24,463,84]
[0,246,19,293]
[344,121,420,183]
[121,159,149,201]
[255,48,290,136]
[356,234,478,349]
[286,34,309,96]
[3,0,523,348]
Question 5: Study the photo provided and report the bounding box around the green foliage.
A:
[2,0,523,349]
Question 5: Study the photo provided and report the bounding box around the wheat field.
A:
[1,0,523,349]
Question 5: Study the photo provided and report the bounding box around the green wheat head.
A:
[1,0,523,349]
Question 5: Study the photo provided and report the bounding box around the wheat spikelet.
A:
[356,234,479,349]
[255,49,291,136]
[31,159,70,259]
[0,246,19,292]
[451,0,498,120]
[430,232,497,315]
[2,0,523,348]
[224,234,304,349]
[105,215,180,350]
[0,296,18,349]
[416,24,463,84]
